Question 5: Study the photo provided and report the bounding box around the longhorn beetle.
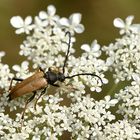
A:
[8,32,103,121]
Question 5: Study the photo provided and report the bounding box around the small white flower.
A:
[40,5,56,19]
[113,15,134,34]
[104,95,118,109]
[10,16,34,34]
[114,15,140,34]
[59,13,84,34]
[38,5,59,26]
[81,40,101,57]
[12,61,30,78]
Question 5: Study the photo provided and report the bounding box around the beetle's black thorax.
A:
[46,71,58,84]
[45,70,65,85]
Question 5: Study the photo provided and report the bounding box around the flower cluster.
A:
[103,120,140,140]
[103,15,140,83]
[70,95,117,139]
[10,5,84,69]
[115,73,140,128]
[0,5,140,140]
[0,52,13,89]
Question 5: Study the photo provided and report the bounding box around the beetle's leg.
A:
[9,77,23,90]
[34,87,47,110]
[7,78,24,101]
[39,67,44,72]
[21,91,36,120]
[51,83,60,87]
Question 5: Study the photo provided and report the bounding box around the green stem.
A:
[107,83,118,96]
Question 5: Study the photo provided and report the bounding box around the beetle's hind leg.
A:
[34,87,47,110]
[21,91,36,121]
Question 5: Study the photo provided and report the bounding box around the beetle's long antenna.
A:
[62,31,71,74]
[65,73,103,83]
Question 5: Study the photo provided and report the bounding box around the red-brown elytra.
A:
[8,32,103,121]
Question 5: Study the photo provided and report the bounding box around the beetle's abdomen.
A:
[9,77,48,100]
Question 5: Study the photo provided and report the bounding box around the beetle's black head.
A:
[46,66,65,85]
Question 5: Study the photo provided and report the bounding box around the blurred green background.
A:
[1,0,140,66]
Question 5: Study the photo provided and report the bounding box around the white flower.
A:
[81,40,101,58]
[113,15,134,34]
[104,95,118,108]
[12,61,30,78]
[10,16,34,34]
[114,15,140,35]
[59,13,84,34]
[39,5,59,25]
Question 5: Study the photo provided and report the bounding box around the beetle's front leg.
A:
[9,77,24,91]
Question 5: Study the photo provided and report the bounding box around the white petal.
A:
[106,57,114,66]
[15,28,24,34]
[49,98,54,103]
[105,95,111,102]
[39,11,48,19]
[125,15,134,25]
[25,16,32,25]
[10,16,24,28]
[22,61,29,68]
[70,13,81,25]
[130,24,140,33]
[0,51,5,57]
[109,99,118,105]
[90,87,95,91]
[59,18,69,26]
[74,24,84,33]
[91,40,100,51]
[12,65,20,72]
[47,5,56,16]
[96,87,102,92]
[132,73,140,82]
[102,78,108,84]
[120,30,125,35]
[35,16,45,26]
[113,18,125,28]
[81,44,90,52]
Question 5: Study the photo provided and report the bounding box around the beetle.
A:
[8,32,103,120]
